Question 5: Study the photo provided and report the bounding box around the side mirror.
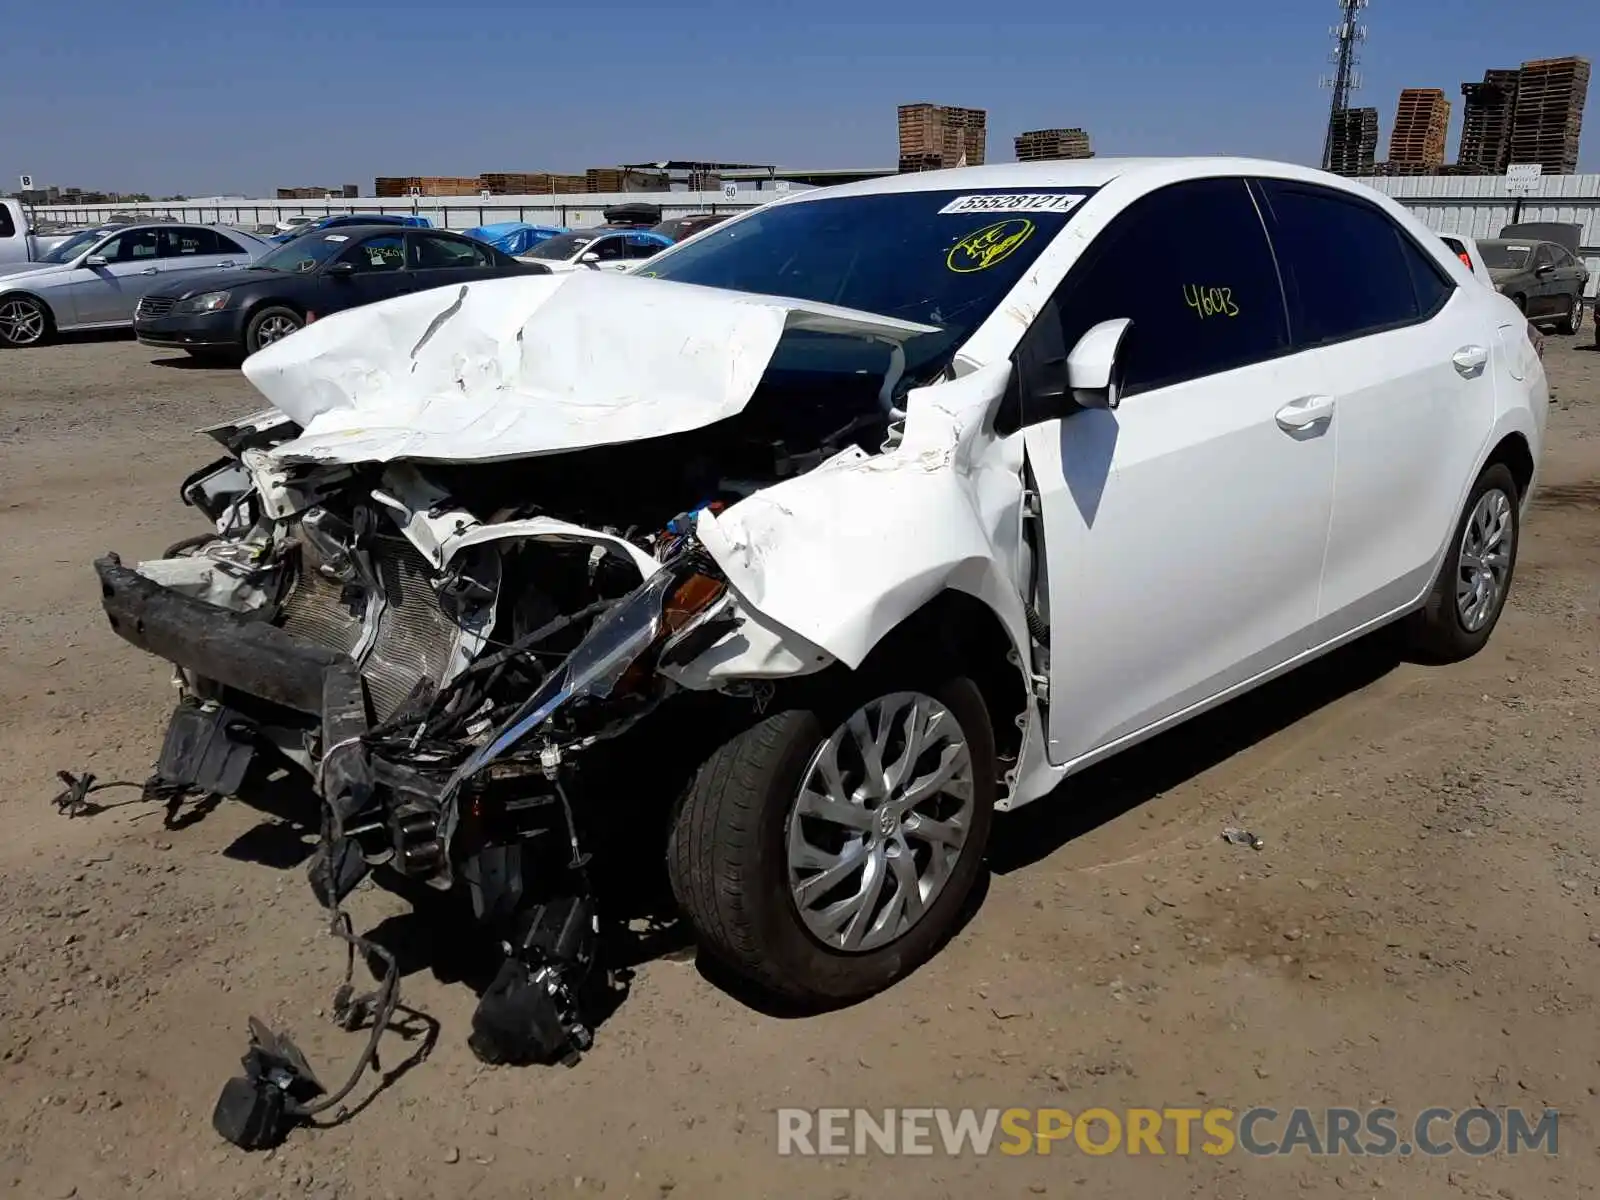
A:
[579,251,600,264]
[84,254,108,267]
[326,261,355,277]
[1534,263,1554,277]
[1065,318,1133,411]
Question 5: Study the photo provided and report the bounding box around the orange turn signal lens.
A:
[662,572,726,634]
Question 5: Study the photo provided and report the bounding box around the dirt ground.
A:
[0,329,1596,1200]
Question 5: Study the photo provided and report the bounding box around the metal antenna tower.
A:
[1319,0,1369,170]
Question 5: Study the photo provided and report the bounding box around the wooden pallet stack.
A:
[480,173,588,195]
[897,104,986,172]
[1386,88,1451,174]
[1509,56,1591,175]
[1458,69,1521,174]
[1013,128,1094,162]
[1325,107,1379,177]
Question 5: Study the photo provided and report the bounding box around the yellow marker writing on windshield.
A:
[947,219,1034,274]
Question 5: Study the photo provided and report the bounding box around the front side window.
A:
[1047,177,1289,398]
[620,235,665,261]
[0,206,14,238]
[1533,245,1554,269]
[1256,180,1428,347]
[95,229,162,262]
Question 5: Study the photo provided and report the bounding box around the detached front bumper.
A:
[96,552,343,714]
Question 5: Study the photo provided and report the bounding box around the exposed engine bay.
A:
[89,271,1040,1148]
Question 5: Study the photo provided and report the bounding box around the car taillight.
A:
[1458,252,1473,269]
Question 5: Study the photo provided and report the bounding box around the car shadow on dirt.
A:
[150,354,239,371]
[988,626,1405,874]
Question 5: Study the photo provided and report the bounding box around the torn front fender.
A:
[693,360,1032,672]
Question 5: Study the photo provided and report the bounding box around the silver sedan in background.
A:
[0,224,273,347]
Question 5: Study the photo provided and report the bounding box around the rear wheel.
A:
[244,305,302,355]
[1406,462,1520,663]
[1556,293,1582,335]
[668,677,995,1003]
[0,294,50,347]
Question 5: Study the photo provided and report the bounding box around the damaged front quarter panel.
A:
[692,360,1033,672]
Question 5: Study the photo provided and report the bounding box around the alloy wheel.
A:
[0,297,46,346]
[1456,487,1514,632]
[786,691,975,954]
[256,315,299,346]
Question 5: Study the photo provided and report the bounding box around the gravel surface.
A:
[0,330,1596,1199]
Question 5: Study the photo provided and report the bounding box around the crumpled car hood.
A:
[242,271,938,466]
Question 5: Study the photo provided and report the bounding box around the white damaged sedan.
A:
[95,159,1547,1075]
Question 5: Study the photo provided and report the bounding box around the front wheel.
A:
[1406,462,1520,662]
[668,678,995,1003]
[0,294,50,347]
[1556,293,1582,336]
[244,305,302,355]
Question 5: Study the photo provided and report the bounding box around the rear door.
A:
[1254,178,1492,637]
[157,226,247,286]
[406,230,497,293]
[1024,176,1337,764]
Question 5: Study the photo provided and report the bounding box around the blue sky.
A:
[2,0,1593,195]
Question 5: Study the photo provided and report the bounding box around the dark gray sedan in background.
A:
[1477,237,1589,334]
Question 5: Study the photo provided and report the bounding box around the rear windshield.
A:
[1480,243,1531,270]
[637,188,1097,379]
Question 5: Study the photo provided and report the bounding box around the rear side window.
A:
[1257,180,1448,347]
[1050,177,1290,397]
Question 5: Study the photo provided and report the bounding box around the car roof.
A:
[288,223,458,240]
[779,157,1397,202]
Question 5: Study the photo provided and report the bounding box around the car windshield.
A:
[523,232,593,261]
[638,188,1097,378]
[252,232,353,273]
[1480,243,1532,270]
[39,232,103,264]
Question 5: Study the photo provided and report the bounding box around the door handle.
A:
[1452,345,1489,378]
[1275,394,1335,431]
[139,267,159,276]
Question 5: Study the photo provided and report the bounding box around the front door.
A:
[1021,176,1336,766]
[406,231,496,293]
[328,233,411,314]
[69,227,165,324]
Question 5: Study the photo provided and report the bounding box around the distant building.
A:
[584,167,669,193]
[1325,107,1379,176]
[1014,128,1094,162]
[276,184,358,199]
[1386,88,1450,175]
[897,104,987,172]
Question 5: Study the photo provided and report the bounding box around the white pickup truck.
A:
[0,199,41,267]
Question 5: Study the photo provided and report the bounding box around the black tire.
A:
[668,676,995,1004]
[0,293,52,348]
[1556,293,1582,336]
[1406,462,1520,663]
[244,305,302,355]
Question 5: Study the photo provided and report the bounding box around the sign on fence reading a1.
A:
[1505,163,1543,194]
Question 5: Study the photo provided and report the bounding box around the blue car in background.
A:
[462,222,568,257]
[269,213,432,244]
